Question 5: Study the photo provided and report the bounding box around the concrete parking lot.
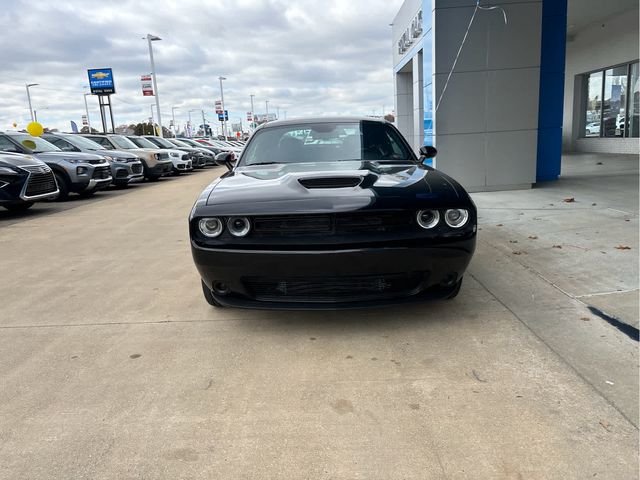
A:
[0,157,638,479]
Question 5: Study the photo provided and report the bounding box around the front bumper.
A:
[110,161,144,184]
[191,241,475,309]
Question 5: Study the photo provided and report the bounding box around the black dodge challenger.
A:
[190,117,476,309]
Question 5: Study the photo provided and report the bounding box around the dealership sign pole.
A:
[87,68,116,133]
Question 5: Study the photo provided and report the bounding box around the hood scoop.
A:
[298,176,362,189]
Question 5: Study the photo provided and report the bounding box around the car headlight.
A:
[154,153,160,160]
[199,217,223,237]
[65,158,84,164]
[227,217,251,237]
[444,209,469,228]
[417,209,440,229]
[170,152,179,157]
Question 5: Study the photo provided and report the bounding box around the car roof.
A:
[258,116,389,130]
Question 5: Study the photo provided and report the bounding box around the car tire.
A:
[201,280,223,307]
[53,172,69,201]
[445,278,463,300]
[4,202,34,212]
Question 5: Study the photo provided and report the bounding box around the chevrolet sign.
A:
[398,10,423,55]
[87,68,116,95]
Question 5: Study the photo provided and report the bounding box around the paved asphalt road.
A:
[0,162,637,479]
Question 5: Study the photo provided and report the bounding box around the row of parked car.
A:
[0,131,244,212]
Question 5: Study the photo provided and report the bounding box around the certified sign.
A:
[215,100,223,114]
[247,112,253,121]
[87,68,116,95]
[141,74,154,96]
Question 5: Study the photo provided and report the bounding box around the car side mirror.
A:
[215,151,236,170]
[419,145,437,159]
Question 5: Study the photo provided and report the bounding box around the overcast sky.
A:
[0,0,403,133]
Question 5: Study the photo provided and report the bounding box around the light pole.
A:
[26,83,38,122]
[171,107,178,136]
[249,94,255,131]
[83,93,92,132]
[265,100,270,123]
[146,34,163,137]
[218,76,227,138]
[276,106,280,120]
[188,109,199,137]
[201,110,208,138]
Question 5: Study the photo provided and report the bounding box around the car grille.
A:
[92,166,111,179]
[182,154,190,161]
[131,164,143,174]
[243,272,424,302]
[252,211,414,237]
[21,165,57,197]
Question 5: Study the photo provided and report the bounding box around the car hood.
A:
[93,149,139,160]
[0,153,46,167]
[33,151,106,163]
[199,160,470,215]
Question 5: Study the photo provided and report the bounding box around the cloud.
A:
[0,0,402,132]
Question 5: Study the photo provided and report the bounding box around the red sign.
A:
[141,75,154,96]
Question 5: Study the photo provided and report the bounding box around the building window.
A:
[585,72,602,137]
[629,62,639,138]
[582,61,639,138]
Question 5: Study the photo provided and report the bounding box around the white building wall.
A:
[432,0,542,191]
[563,7,640,153]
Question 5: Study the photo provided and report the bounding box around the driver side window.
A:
[48,138,76,152]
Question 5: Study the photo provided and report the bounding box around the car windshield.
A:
[64,135,105,150]
[147,137,175,148]
[128,137,158,149]
[170,139,191,148]
[240,121,413,166]
[9,134,60,153]
[110,135,139,149]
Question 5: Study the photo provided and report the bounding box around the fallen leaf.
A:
[596,162,603,165]
[615,245,631,250]
[580,317,590,321]
[599,420,611,431]
[563,197,575,203]
[552,245,562,249]
[548,203,554,206]
[528,235,538,240]
[496,224,503,227]
[625,219,630,222]
[509,240,518,244]
[592,203,597,206]
[512,251,526,255]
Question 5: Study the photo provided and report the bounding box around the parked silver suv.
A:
[42,133,143,188]
[0,132,112,200]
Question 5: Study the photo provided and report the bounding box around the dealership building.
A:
[392,0,639,191]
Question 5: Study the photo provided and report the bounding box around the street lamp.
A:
[26,83,38,122]
[249,94,255,131]
[145,34,163,137]
[171,107,178,136]
[188,109,199,137]
[218,76,227,138]
[265,100,270,122]
[83,93,92,132]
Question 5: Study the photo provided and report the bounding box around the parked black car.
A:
[190,117,477,309]
[0,152,59,212]
[0,132,112,200]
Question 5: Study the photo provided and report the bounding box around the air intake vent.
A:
[298,177,362,189]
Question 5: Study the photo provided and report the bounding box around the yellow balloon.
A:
[26,122,44,137]
[12,122,17,128]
